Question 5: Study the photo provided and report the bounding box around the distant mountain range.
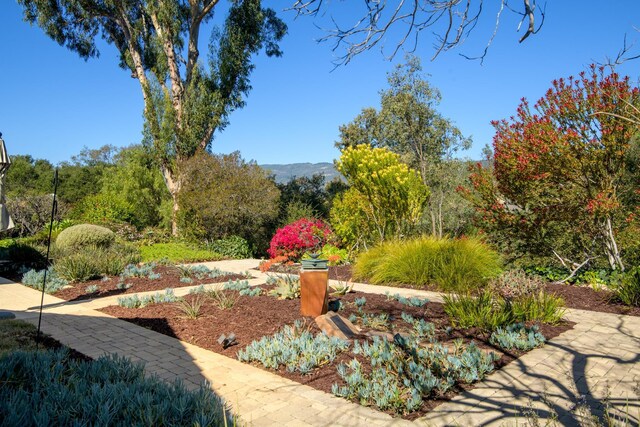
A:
[260,162,342,184]
[260,159,487,184]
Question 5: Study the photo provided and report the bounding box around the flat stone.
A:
[315,312,360,340]
[0,311,16,320]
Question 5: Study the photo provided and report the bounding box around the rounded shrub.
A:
[55,224,115,252]
[353,236,502,293]
[268,218,334,261]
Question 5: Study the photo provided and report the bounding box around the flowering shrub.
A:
[268,218,334,261]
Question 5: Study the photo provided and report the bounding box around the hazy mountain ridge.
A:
[260,162,342,184]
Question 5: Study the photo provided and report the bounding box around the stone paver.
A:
[1,259,639,426]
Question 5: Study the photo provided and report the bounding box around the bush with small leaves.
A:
[490,323,546,351]
[55,224,115,252]
[238,320,350,375]
[489,269,544,300]
[0,350,233,425]
[21,268,68,293]
[207,235,253,259]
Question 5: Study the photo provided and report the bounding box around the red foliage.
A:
[267,218,334,261]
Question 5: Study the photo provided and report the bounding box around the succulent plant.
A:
[238,320,350,374]
[489,323,546,351]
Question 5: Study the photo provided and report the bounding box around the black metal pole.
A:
[36,168,58,348]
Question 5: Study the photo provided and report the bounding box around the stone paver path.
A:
[1,259,639,426]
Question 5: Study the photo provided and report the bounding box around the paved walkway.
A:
[1,259,639,426]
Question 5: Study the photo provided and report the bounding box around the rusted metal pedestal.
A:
[300,269,329,317]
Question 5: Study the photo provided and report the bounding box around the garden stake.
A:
[36,168,58,348]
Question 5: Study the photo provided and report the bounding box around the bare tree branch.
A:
[288,0,546,65]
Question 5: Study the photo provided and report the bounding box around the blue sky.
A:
[1,1,638,165]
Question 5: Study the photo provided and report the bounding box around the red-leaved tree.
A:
[461,66,640,272]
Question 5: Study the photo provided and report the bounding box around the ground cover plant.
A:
[99,281,573,419]
[0,320,234,425]
[353,236,502,293]
[34,263,250,302]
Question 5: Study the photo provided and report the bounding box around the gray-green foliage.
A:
[267,274,300,299]
[222,279,262,296]
[489,323,546,351]
[401,312,435,340]
[0,349,232,425]
[386,292,429,307]
[332,336,498,414]
[117,289,178,309]
[55,224,115,252]
[237,321,350,375]
[121,263,158,279]
[21,268,68,293]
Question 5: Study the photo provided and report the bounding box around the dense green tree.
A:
[178,150,279,250]
[5,156,55,197]
[276,174,330,223]
[337,55,471,237]
[19,0,287,235]
[100,145,170,228]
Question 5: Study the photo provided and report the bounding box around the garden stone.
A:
[315,312,360,340]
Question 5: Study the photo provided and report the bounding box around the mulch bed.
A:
[543,283,640,317]
[100,288,574,419]
[265,264,640,317]
[53,265,248,302]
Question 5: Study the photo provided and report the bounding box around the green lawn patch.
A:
[140,242,224,263]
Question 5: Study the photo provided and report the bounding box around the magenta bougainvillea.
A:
[268,218,334,261]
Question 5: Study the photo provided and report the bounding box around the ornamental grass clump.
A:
[0,350,233,425]
[237,320,350,375]
[354,236,502,293]
[332,336,498,414]
[444,290,565,330]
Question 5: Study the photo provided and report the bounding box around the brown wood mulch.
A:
[266,264,640,317]
[53,265,248,302]
[99,289,574,420]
